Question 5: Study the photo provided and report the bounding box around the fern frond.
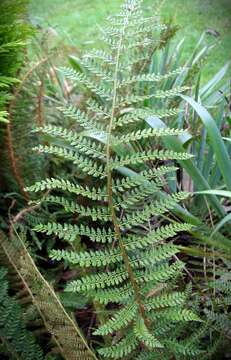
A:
[94,284,133,305]
[34,195,110,221]
[165,339,201,357]
[114,108,180,127]
[150,308,201,322]
[113,127,185,145]
[134,317,163,349]
[25,0,201,357]
[97,331,139,359]
[144,292,187,311]
[26,178,107,201]
[94,302,137,335]
[117,67,187,88]
[136,261,185,285]
[83,49,116,65]
[33,145,107,178]
[0,231,97,360]
[0,268,44,360]
[124,222,193,250]
[33,222,114,243]
[111,150,193,169]
[122,192,190,228]
[66,267,128,292]
[50,247,122,267]
[119,86,189,106]
[34,125,106,159]
[60,67,112,100]
[59,103,105,131]
[112,165,177,193]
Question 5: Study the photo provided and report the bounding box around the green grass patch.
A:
[29,0,231,80]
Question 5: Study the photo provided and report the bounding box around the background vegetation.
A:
[29,0,231,80]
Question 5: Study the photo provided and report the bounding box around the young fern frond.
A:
[28,1,200,358]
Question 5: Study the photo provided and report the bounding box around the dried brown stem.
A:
[5,57,49,201]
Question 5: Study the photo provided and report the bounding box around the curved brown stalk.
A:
[5,57,49,202]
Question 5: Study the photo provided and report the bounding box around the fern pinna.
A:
[0,267,44,360]
[27,1,202,358]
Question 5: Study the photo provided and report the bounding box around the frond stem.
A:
[106,12,148,328]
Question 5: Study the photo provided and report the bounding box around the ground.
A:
[29,0,231,80]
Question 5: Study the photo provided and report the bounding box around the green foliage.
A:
[29,0,231,83]
[0,0,32,122]
[0,267,44,360]
[0,229,97,360]
[27,1,207,358]
[0,0,228,359]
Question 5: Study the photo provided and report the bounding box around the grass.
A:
[29,0,231,80]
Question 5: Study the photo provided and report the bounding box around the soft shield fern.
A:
[27,1,202,358]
